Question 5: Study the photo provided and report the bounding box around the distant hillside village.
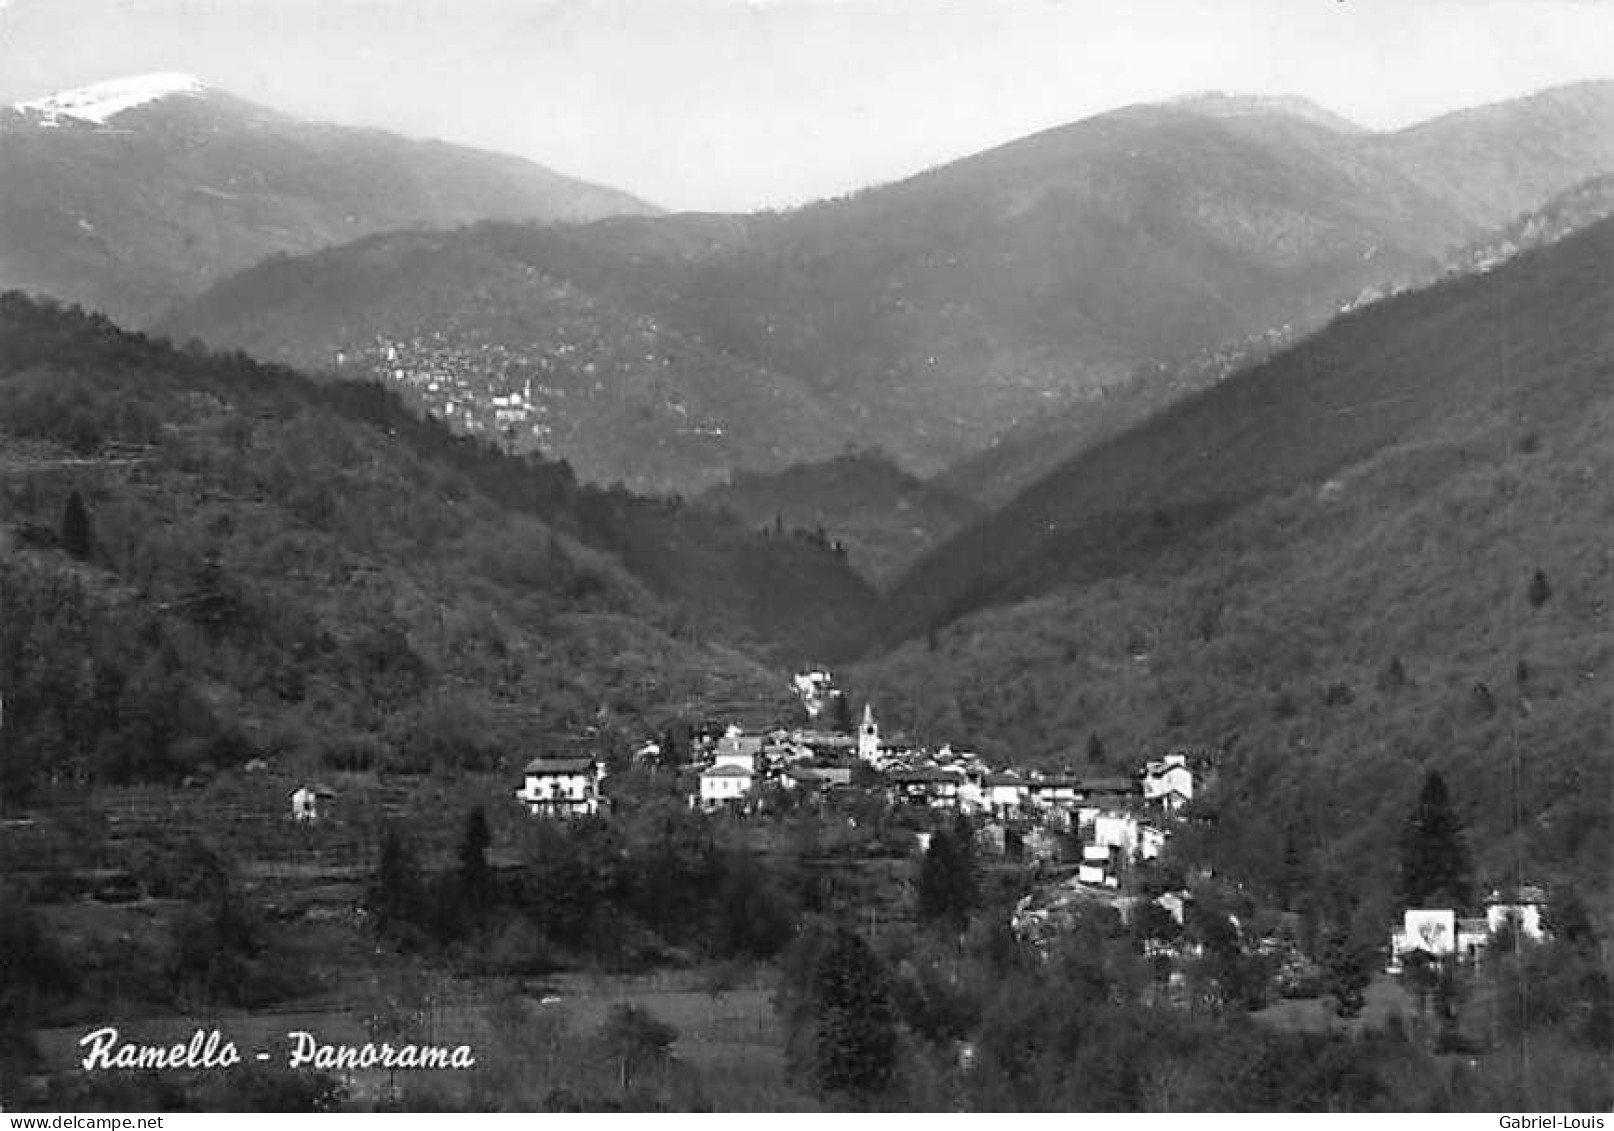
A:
[333,309,731,458]
[496,668,1554,989]
[338,336,559,447]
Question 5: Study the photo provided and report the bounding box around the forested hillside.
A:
[888,215,1614,634]
[698,451,982,586]
[0,294,880,801]
[156,224,864,492]
[938,171,1614,510]
[857,224,1614,917]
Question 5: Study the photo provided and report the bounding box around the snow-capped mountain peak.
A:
[14,72,206,125]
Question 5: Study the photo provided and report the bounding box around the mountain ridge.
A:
[39,79,1614,497]
[12,71,209,124]
[934,168,1614,510]
[1167,91,1367,134]
[0,79,659,324]
[161,82,1611,493]
[1373,79,1614,227]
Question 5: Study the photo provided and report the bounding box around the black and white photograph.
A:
[0,0,1610,1114]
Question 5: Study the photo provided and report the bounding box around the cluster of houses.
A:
[335,335,560,446]
[682,706,1195,840]
[498,670,1565,995]
[335,307,713,457]
[457,659,1579,1001]
[870,706,1199,883]
[510,673,1208,890]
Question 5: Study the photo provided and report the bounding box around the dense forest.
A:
[698,450,983,586]
[887,214,1614,635]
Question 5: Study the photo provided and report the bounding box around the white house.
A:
[1141,753,1195,812]
[289,784,334,823]
[699,763,755,808]
[515,756,602,817]
[1138,823,1169,862]
[1025,775,1081,811]
[1093,812,1141,858]
[1390,908,1457,967]
[984,772,1028,816]
[1484,885,1548,941]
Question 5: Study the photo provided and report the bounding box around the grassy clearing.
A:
[541,970,800,1108]
[1253,972,1411,1035]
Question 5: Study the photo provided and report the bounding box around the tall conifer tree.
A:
[1398,770,1472,909]
[61,490,91,560]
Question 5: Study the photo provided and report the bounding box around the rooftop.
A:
[1076,776,1136,793]
[523,756,597,775]
[1485,884,1548,905]
[701,764,755,778]
[889,767,963,784]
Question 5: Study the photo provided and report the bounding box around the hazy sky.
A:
[3,0,1612,211]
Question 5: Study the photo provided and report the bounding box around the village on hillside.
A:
[493,668,1552,999]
